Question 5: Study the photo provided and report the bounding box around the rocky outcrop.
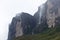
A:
[34,7,40,25]
[8,17,17,40]
[33,3,48,34]
[8,0,60,40]
[8,12,37,40]
[19,12,37,35]
[33,0,60,34]
[34,0,60,28]
[46,0,60,28]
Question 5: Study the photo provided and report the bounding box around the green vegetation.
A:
[14,27,60,40]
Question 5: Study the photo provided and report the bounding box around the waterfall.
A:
[38,4,46,24]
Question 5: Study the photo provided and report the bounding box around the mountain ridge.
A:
[8,0,60,40]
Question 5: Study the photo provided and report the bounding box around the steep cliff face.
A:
[8,0,60,40]
[46,1,56,28]
[8,17,17,40]
[8,12,37,40]
[46,0,60,28]
[33,3,48,34]
[34,0,60,28]
[19,13,37,35]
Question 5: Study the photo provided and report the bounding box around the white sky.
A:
[0,0,47,40]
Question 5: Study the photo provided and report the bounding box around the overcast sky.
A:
[0,0,47,40]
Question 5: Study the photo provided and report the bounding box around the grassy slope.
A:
[14,28,60,40]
